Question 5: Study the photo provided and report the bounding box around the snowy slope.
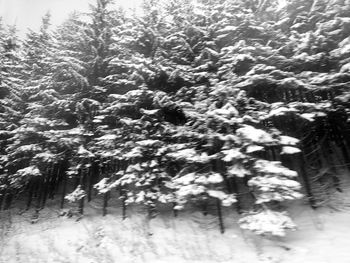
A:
[0,196,350,263]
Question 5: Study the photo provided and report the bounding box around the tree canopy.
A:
[0,0,350,236]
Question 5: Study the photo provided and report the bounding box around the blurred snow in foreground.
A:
[0,194,350,263]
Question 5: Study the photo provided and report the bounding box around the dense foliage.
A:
[0,0,350,236]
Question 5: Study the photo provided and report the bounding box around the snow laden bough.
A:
[84,87,304,236]
[168,171,237,210]
[89,135,302,236]
[238,159,303,236]
[62,87,304,237]
[234,125,303,236]
[238,210,297,237]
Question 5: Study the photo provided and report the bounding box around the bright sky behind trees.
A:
[0,0,288,36]
[0,0,141,35]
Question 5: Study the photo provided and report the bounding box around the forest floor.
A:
[0,190,350,263]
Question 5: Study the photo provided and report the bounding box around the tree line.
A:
[0,0,350,236]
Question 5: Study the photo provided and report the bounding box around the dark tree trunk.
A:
[120,188,127,220]
[78,170,86,215]
[102,191,110,216]
[79,197,84,214]
[230,177,242,214]
[3,192,13,210]
[41,176,50,209]
[216,199,225,234]
[202,199,209,216]
[36,179,43,210]
[322,143,342,192]
[87,168,93,202]
[339,140,350,171]
[49,164,60,200]
[298,153,317,209]
[60,172,67,209]
[172,202,178,217]
[26,181,34,210]
[0,192,4,210]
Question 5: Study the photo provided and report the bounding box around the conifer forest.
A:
[1,0,350,245]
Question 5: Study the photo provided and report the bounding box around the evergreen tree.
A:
[0,0,349,237]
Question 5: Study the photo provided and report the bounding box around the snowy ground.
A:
[0,193,350,263]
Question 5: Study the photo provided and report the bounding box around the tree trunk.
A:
[60,172,67,209]
[339,140,350,171]
[27,181,34,210]
[102,191,110,216]
[322,143,342,192]
[41,176,49,209]
[3,192,12,210]
[0,192,4,210]
[121,188,127,220]
[298,153,317,209]
[49,164,60,200]
[172,202,178,217]
[79,197,84,214]
[36,179,43,210]
[216,199,225,234]
[87,168,93,202]
[231,177,242,214]
[78,170,86,215]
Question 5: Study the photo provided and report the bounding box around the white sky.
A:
[0,0,141,35]
[0,0,288,36]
